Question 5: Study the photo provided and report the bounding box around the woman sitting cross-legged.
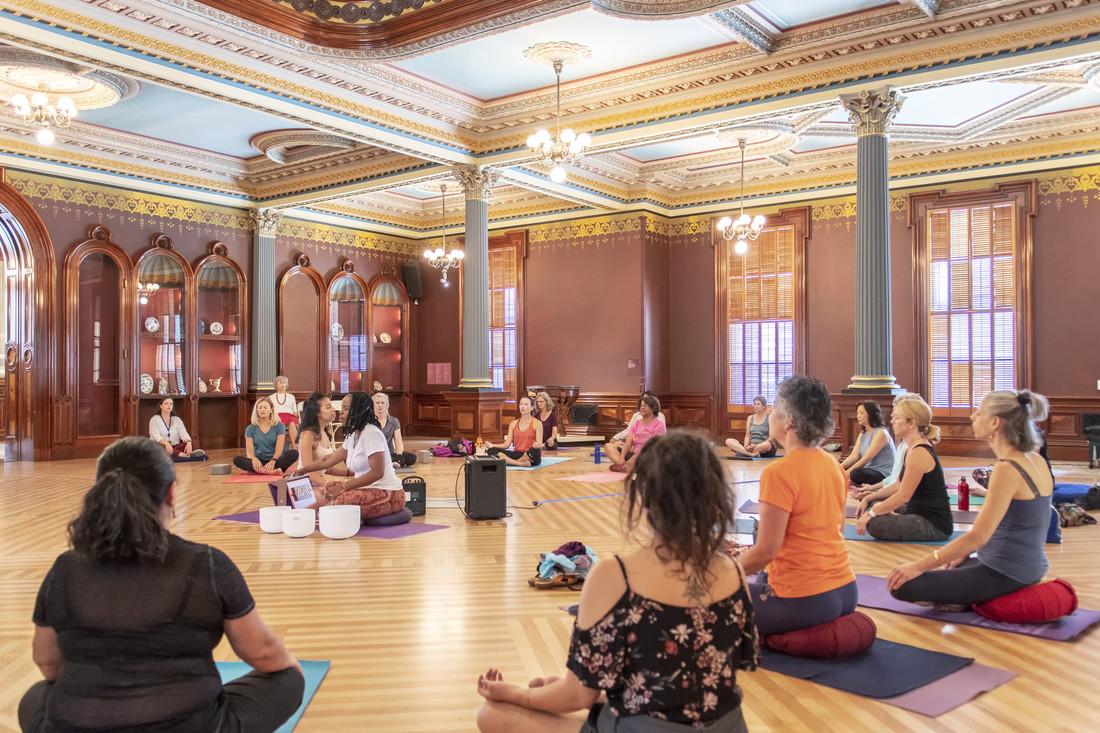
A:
[487,395,544,467]
[232,397,299,475]
[373,391,416,468]
[887,391,1054,607]
[725,394,780,458]
[19,437,303,733]
[849,394,922,500]
[839,400,895,486]
[148,397,205,460]
[739,375,858,635]
[604,394,666,473]
[608,391,666,448]
[854,395,953,543]
[535,391,560,451]
[294,392,405,521]
[475,431,759,733]
[297,392,337,484]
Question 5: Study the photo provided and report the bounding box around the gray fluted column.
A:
[453,165,499,388]
[840,88,904,393]
[249,208,281,392]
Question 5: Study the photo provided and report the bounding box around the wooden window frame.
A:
[715,206,808,418]
[910,181,1035,415]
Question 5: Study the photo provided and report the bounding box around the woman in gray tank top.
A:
[725,395,780,458]
[887,390,1054,607]
[840,401,895,486]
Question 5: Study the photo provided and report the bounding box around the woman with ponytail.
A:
[887,391,1054,606]
[854,395,953,542]
[20,437,303,733]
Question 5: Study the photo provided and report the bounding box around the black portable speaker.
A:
[401,260,424,302]
[403,475,426,516]
[464,455,507,519]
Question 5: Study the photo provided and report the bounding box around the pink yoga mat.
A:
[880,663,1016,717]
[214,510,448,540]
[856,574,1100,641]
[223,474,283,484]
[558,471,625,484]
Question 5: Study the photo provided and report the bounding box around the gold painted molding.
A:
[279,218,420,256]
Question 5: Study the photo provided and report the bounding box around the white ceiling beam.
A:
[704,8,777,54]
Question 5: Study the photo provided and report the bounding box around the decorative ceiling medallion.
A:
[273,0,445,24]
[712,127,799,158]
[0,49,138,111]
[250,129,357,164]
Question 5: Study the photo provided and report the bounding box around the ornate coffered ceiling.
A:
[0,0,1098,234]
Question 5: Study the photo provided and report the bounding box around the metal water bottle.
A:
[958,476,970,511]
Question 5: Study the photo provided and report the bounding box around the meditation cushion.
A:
[765,612,877,659]
[973,579,1078,623]
[362,506,412,526]
[1052,483,1090,505]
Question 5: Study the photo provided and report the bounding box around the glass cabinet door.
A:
[196,259,243,395]
[136,253,188,398]
[76,252,123,437]
[328,275,367,394]
[369,278,407,392]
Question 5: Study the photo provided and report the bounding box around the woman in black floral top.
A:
[476,431,759,733]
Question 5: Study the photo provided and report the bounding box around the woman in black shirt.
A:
[20,437,304,733]
[854,395,953,542]
[475,431,758,732]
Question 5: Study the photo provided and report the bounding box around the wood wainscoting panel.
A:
[407,392,452,437]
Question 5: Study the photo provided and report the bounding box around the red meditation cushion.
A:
[765,612,877,659]
[973,578,1078,623]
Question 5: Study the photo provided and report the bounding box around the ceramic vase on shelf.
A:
[210,377,222,393]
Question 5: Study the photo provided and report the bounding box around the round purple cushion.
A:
[765,611,877,659]
[361,506,412,526]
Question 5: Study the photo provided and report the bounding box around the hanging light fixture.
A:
[10,84,76,146]
[421,183,464,287]
[717,138,766,255]
[137,281,160,305]
[524,42,592,183]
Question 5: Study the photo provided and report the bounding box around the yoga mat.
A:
[173,454,210,463]
[843,524,965,545]
[558,471,625,484]
[214,510,449,539]
[855,574,1100,641]
[507,456,575,471]
[224,473,284,484]
[951,494,985,507]
[760,639,973,699]
[536,491,623,505]
[738,500,980,524]
[879,663,1016,717]
[217,660,328,732]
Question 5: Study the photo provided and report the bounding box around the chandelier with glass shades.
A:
[422,183,463,287]
[717,138,766,255]
[10,85,76,146]
[524,42,592,184]
[137,281,160,305]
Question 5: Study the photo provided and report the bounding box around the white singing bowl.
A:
[259,505,293,533]
[282,508,316,538]
[319,504,361,540]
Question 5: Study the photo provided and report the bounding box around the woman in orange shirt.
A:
[487,395,545,467]
[739,375,857,634]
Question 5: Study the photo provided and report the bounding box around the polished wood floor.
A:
[1,446,1098,732]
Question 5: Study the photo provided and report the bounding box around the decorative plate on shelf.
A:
[144,316,160,333]
[330,322,344,341]
[210,321,224,335]
[379,332,392,344]
[139,373,154,394]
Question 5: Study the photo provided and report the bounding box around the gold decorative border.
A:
[7,170,252,228]
[527,213,643,244]
[279,218,419,256]
[1037,164,1100,208]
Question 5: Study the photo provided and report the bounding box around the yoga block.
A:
[417,449,433,465]
[973,578,1078,623]
[403,476,427,516]
[210,464,232,475]
[765,612,877,659]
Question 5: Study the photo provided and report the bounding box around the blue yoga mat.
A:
[216,660,329,732]
[761,639,973,698]
[507,456,575,471]
[843,523,965,545]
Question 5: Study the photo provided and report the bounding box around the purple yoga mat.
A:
[880,663,1016,717]
[214,510,448,540]
[856,574,1100,641]
[738,500,980,523]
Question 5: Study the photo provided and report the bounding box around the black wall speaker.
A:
[402,261,424,302]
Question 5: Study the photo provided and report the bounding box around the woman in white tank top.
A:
[297,393,336,482]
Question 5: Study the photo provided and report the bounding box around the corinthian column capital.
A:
[250,208,283,237]
[452,165,499,201]
[840,88,904,137]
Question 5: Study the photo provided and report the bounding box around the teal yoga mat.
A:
[843,523,965,545]
[216,660,329,732]
[506,456,574,471]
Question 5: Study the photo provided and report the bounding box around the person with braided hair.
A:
[887,390,1055,606]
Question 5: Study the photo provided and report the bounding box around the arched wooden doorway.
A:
[0,173,55,461]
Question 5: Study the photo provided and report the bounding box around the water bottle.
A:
[594,442,602,465]
[958,477,970,511]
